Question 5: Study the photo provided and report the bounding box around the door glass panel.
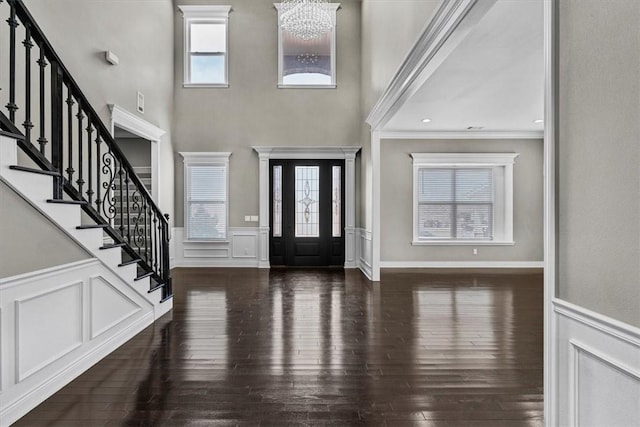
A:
[332,166,341,237]
[295,166,319,237]
[273,165,282,237]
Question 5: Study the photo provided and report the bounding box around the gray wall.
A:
[20,0,175,218]
[381,139,543,262]
[172,0,362,227]
[558,0,640,327]
[359,0,440,229]
[0,182,90,278]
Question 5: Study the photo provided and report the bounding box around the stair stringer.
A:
[0,135,172,320]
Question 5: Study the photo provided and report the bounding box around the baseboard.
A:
[553,298,640,426]
[0,312,153,427]
[172,259,260,268]
[380,261,544,269]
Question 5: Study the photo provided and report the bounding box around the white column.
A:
[344,150,357,268]
[257,151,270,268]
[371,130,381,281]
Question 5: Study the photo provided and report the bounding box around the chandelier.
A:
[280,0,333,41]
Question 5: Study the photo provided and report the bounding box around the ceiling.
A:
[383,0,544,133]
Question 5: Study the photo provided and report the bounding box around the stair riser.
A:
[1,169,54,201]
[69,228,104,251]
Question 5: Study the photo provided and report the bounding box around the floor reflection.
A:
[16,267,543,426]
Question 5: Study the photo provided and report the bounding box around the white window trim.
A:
[178,5,231,88]
[273,3,340,89]
[180,152,231,242]
[410,152,519,246]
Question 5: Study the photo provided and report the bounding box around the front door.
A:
[269,159,345,266]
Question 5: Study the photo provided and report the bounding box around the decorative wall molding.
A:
[380,261,544,269]
[0,259,154,427]
[356,228,373,281]
[172,227,261,268]
[380,130,544,140]
[554,298,640,427]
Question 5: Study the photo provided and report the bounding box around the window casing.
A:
[274,3,339,88]
[179,5,231,87]
[181,152,231,241]
[411,153,519,245]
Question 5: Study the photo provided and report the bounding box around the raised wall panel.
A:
[573,342,640,427]
[15,282,83,382]
[232,234,257,258]
[184,247,229,258]
[89,276,142,339]
[555,299,640,427]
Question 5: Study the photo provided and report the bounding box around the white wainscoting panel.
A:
[554,298,640,427]
[89,276,142,340]
[357,228,373,280]
[173,227,260,267]
[15,282,83,382]
[0,259,154,427]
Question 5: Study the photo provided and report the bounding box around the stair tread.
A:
[134,271,154,281]
[47,199,87,205]
[148,282,165,293]
[9,165,60,177]
[77,224,109,229]
[118,259,142,267]
[100,243,126,250]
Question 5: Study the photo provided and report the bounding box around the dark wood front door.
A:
[269,159,345,266]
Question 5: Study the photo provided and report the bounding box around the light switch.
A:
[250,215,259,222]
[244,215,251,222]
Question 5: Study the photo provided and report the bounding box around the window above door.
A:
[274,3,340,88]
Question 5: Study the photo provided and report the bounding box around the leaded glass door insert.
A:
[269,159,345,266]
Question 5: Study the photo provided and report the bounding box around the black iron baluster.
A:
[118,160,125,238]
[36,42,48,154]
[153,211,159,275]
[6,1,18,122]
[50,61,63,199]
[125,169,131,244]
[76,102,85,195]
[142,198,149,264]
[65,88,75,183]
[86,123,93,205]
[95,134,102,212]
[22,22,33,143]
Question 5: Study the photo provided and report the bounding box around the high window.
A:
[181,152,231,241]
[411,153,519,245]
[179,5,231,87]
[274,3,339,88]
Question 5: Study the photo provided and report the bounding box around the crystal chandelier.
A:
[280,0,333,41]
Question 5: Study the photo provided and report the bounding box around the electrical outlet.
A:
[473,248,478,255]
[244,248,249,255]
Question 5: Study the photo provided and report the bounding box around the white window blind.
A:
[187,164,227,240]
[417,168,493,240]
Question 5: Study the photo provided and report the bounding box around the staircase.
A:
[0,0,172,303]
[0,1,173,423]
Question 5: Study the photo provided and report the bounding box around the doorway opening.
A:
[269,159,345,267]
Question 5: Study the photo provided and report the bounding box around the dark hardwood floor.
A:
[15,268,543,426]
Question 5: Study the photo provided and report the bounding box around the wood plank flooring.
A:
[15,268,543,426]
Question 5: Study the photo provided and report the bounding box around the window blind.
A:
[187,164,227,240]
[417,168,493,240]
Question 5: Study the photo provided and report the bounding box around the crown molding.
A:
[253,146,361,160]
[380,130,544,140]
[366,0,497,131]
[108,104,165,141]
[178,5,232,19]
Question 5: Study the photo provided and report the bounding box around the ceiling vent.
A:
[466,126,484,130]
